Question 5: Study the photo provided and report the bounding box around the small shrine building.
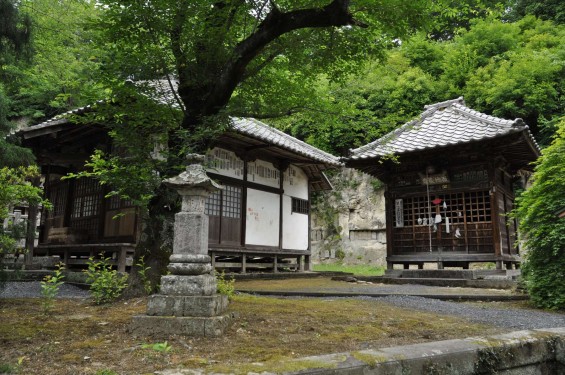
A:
[346,98,540,270]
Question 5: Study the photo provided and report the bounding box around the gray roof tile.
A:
[22,80,341,167]
[349,97,540,159]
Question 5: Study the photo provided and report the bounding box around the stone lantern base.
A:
[130,313,233,337]
[130,273,234,337]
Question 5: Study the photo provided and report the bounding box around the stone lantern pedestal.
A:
[130,155,232,337]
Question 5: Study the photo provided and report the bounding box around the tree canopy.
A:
[281,15,565,155]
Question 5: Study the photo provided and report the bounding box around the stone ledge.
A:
[156,327,565,374]
[129,313,234,338]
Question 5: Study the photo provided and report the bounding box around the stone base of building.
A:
[129,313,233,337]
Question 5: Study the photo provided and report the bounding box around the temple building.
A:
[346,97,540,270]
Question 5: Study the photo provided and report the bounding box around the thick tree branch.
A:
[196,0,367,116]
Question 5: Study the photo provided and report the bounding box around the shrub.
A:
[135,255,152,295]
[40,263,65,314]
[216,271,235,299]
[514,118,565,310]
[85,255,128,304]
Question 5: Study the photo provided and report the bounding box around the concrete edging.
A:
[160,327,565,374]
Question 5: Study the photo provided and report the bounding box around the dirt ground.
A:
[0,293,511,375]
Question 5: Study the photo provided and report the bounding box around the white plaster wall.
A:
[245,188,280,246]
[247,159,280,188]
[282,196,309,250]
[206,147,244,179]
[283,165,308,199]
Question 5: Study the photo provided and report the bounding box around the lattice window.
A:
[393,190,491,227]
[51,183,68,217]
[222,186,241,218]
[291,197,309,215]
[205,185,241,218]
[72,178,101,218]
[205,190,221,216]
[107,194,135,210]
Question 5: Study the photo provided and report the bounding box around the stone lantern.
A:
[131,154,233,337]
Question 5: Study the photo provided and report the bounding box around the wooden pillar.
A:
[273,255,278,273]
[24,176,41,268]
[384,189,394,269]
[117,246,128,273]
[241,254,247,274]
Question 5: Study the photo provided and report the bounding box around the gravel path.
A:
[0,281,90,299]
[372,295,565,330]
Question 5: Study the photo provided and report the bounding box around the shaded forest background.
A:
[1,0,564,155]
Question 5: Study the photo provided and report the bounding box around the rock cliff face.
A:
[311,168,387,266]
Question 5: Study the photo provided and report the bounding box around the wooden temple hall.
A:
[347,97,540,270]
[19,109,341,272]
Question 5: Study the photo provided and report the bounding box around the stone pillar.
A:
[130,154,233,337]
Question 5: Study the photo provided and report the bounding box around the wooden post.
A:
[117,247,128,273]
[241,254,247,274]
[24,176,41,268]
[273,255,278,273]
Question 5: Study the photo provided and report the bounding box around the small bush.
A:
[216,271,235,299]
[135,255,152,295]
[84,255,128,304]
[40,263,65,314]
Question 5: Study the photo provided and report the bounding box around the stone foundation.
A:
[130,314,233,338]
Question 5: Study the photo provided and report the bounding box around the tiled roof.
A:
[231,117,340,165]
[21,80,341,166]
[349,97,540,160]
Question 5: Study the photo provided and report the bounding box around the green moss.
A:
[352,351,389,367]
[208,358,337,374]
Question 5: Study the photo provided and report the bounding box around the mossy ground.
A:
[312,263,385,276]
[0,293,509,374]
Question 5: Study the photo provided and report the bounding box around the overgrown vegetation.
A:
[0,295,506,374]
[312,263,386,276]
[84,256,128,304]
[40,263,65,315]
[514,118,565,310]
[216,271,235,300]
[0,166,49,263]
[135,256,152,295]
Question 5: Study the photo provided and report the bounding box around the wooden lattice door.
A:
[205,184,242,246]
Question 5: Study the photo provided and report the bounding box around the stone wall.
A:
[310,168,387,267]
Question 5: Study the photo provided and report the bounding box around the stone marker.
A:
[130,154,233,337]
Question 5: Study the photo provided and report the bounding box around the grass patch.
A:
[313,263,385,276]
[0,293,508,374]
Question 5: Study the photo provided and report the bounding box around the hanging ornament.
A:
[458,211,462,217]
[422,217,428,226]
[443,201,447,210]
[433,223,438,232]
[445,217,450,233]
[432,198,442,205]
[455,228,461,238]
[435,214,442,224]
[429,217,434,226]
[418,217,423,225]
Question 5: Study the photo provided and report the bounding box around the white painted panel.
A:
[206,147,244,179]
[247,159,280,188]
[282,196,309,250]
[283,165,308,199]
[245,189,280,247]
